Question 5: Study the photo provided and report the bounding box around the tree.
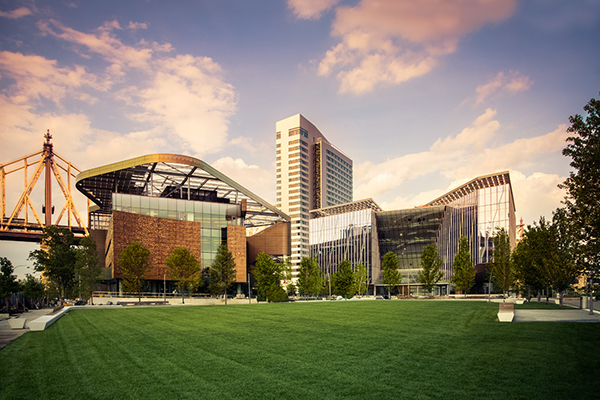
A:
[450,236,475,296]
[253,252,288,302]
[209,244,237,305]
[332,260,356,298]
[0,257,21,313]
[513,221,548,301]
[489,228,514,297]
[75,236,102,302]
[514,213,581,306]
[418,244,444,295]
[21,274,45,309]
[559,94,600,282]
[29,226,77,298]
[382,251,402,298]
[355,263,368,296]
[166,247,201,304]
[297,257,321,297]
[550,208,582,307]
[118,242,151,303]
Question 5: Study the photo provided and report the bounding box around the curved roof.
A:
[76,154,289,227]
[421,171,516,211]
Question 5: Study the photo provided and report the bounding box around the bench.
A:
[29,307,70,331]
[498,302,514,322]
[118,301,169,306]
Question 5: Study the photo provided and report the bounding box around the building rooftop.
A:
[310,198,382,218]
[76,154,290,227]
[421,171,515,210]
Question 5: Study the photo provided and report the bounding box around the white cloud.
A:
[355,109,569,224]
[0,19,238,163]
[210,157,274,202]
[0,51,104,105]
[128,21,147,30]
[314,0,517,94]
[0,7,32,19]
[288,0,340,20]
[475,71,533,104]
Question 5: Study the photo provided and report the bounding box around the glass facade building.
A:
[112,193,242,267]
[310,201,381,284]
[309,172,516,295]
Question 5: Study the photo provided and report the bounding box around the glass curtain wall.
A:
[112,193,242,267]
[435,183,514,264]
[376,207,443,287]
[309,209,380,283]
[436,205,478,281]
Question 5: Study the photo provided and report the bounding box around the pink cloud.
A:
[288,0,339,20]
[475,71,533,104]
[316,0,518,94]
[0,7,32,19]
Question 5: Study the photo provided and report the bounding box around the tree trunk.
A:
[537,290,541,302]
[546,286,550,304]
[559,291,563,308]
[224,290,228,305]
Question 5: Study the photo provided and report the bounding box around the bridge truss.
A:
[0,130,88,242]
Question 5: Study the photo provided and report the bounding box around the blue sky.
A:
[1,0,599,277]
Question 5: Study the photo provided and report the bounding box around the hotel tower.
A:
[275,114,353,279]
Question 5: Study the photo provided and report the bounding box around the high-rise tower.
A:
[275,114,353,279]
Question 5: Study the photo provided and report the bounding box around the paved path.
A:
[0,309,53,350]
[514,308,600,322]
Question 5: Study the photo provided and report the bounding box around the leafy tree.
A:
[514,213,581,306]
[382,251,402,298]
[253,252,288,302]
[29,226,77,297]
[75,236,102,302]
[550,208,582,306]
[513,223,547,301]
[118,241,152,303]
[355,263,368,296]
[209,244,237,304]
[559,94,600,279]
[489,228,514,297]
[297,257,321,297]
[0,257,21,313]
[166,247,201,304]
[418,244,444,295]
[450,236,475,296]
[21,274,45,309]
[332,260,355,298]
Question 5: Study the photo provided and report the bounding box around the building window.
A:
[276,132,281,139]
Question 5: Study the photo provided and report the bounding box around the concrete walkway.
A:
[514,308,600,322]
[0,308,53,350]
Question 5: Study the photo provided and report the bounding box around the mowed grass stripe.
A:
[0,301,598,399]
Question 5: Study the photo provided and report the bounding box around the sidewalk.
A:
[0,309,53,350]
[514,308,600,322]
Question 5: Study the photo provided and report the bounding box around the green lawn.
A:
[1,301,598,399]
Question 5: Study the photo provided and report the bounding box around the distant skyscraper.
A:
[276,114,353,278]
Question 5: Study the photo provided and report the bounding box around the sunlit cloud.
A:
[128,21,148,30]
[211,157,274,202]
[354,109,569,224]
[0,19,238,163]
[0,7,32,19]
[311,0,517,94]
[0,51,104,105]
[288,0,339,20]
[475,71,533,104]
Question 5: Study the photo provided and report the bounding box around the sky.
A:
[1,0,599,278]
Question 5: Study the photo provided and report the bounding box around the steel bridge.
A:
[0,131,88,243]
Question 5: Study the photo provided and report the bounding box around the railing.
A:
[92,291,212,299]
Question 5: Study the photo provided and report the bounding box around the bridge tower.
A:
[0,131,88,242]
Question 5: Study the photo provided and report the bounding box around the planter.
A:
[8,317,27,329]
